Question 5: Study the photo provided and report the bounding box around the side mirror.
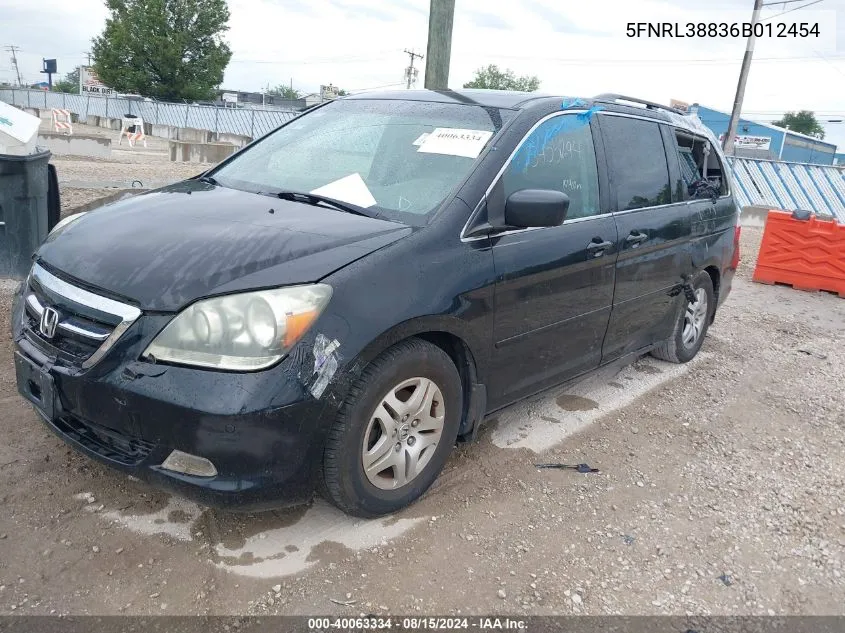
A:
[504,189,570,228]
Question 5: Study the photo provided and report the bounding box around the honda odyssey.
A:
[13,90,740,517]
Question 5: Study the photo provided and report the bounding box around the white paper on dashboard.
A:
[310,173,377,208]
[416,128,493,158]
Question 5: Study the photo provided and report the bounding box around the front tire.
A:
[321,338,462,517]
[651,270,715,364]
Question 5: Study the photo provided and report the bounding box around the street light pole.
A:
[723,0,764,155]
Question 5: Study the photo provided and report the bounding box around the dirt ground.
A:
[0,227,843,616]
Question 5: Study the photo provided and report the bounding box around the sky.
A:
[2,0,844,149]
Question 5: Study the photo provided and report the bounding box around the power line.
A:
[762,0,812,5]
[470,53,845,65]
[760,0,825,21]
[813,48,845,80]
[229,51,396,65]
[347,82,406,93]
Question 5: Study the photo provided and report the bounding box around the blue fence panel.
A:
[727,157,845,223]
[0,88,299,140]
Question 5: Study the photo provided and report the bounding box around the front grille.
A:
[24,292,112,364]
[52,414,155,466]
[22,264,141,369]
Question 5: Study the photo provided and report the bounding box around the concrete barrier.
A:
[93,117,122,131]
[169,140,236,163]
[176,127,212,143]
[213,132,252,148]
[740,206,773,228]
[151,124,179,139]
[37,132,111,158]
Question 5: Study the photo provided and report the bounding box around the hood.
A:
[37,180,411,311]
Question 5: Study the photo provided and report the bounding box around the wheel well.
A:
[414,332,480,436]
[704,265,720,301]
[704,265,720,323]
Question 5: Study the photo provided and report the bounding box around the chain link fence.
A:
[0,88,299,139]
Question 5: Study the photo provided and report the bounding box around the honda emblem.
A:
[39,307,59,339]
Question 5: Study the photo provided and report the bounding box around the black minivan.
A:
[13,90,740,517]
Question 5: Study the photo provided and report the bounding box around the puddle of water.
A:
[492,354,707,452]
[95,496,202,542]
[211,500,423,578]
[633,362,663,375]
[76,494,422,579]
[555,394,599,411]
[199,505,310,551]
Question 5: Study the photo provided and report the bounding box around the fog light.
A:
[160,450,218,477]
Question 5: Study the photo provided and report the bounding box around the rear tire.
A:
[321,338,462,518]
[651,271,715,364]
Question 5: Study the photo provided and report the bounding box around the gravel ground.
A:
[43,121,211,215]
[0,227,843,616]
[53,156,204,189]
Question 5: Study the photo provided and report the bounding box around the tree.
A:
[772,110,825,139]
[91,0,232,101]
[268,85,301,100]
[463,64,540,92]
[53,68,80,94]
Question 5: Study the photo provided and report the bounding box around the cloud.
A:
[0,0,842,155]
[325,0,398,22]
[522,1,608,36]
[467,11,511,30]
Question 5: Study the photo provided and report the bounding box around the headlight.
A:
[143,284,332,371]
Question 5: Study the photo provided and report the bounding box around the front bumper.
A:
[12,282,338,511]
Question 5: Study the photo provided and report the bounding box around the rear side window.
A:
[601,116,671,211]
[675,131,728,199]
[705,147,729,196]
[502,114,601,220]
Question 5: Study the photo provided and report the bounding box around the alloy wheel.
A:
[682,288,708,349]
[361,377,445,490]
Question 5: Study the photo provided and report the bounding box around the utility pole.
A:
[403,49,424,89]
[722,0,764,155]
[5,45,23,87]
[423,0,455,90]
[82,51,92,66]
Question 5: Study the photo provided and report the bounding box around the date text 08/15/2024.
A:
[626,22,821,38]
[307,617,528,631]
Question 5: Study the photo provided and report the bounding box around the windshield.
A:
[211,98,514,224]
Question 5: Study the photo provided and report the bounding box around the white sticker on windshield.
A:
[310,173,377,209]
[412,132,430,146]
[417,128,493,158]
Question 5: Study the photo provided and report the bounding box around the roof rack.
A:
[593,94,688,116]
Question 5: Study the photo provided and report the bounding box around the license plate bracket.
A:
[15,352,59,422]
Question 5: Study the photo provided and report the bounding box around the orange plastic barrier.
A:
[753,211,845,298]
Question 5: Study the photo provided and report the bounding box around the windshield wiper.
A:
[266,190,373,217]
[198,174,220,186]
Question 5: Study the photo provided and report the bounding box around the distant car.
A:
[117,93,152,102]
[12,90,740,517]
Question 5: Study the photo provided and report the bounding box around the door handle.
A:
[586,238,613,257]
[625,231,649,247]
